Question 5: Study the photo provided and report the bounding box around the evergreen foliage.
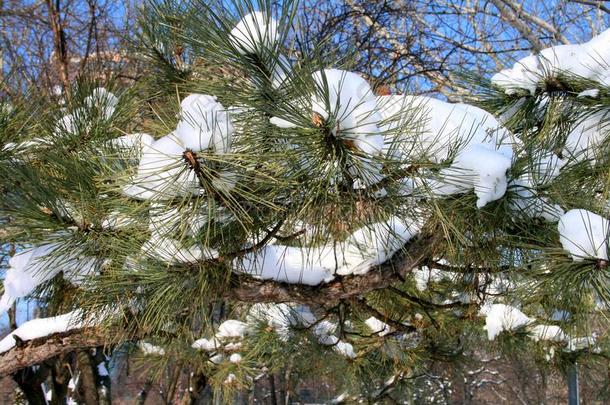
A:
[1,0,610,402]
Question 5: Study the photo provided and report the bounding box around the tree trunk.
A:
[13,365,49,405]
[278,372,286,405]
[268,374,278,405]
[44,0,71,94]
[7,302,17,331]
[188,371,208,404]
[50,353,71,404]
[76,350,100,404]
[93,347,112,405]
[135,380,153,405]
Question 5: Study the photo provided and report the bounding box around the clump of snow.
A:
[377,95,517,207]
[491,54,541,95]
[271,69,386,176]
[138,201,218,264]
[0,247,60,313]
[377,95,514,163]
[313,320,338,344]
[234,244,336,285]
[139,342,166,356]
[176,94,234,153]
[311,69,384,155]
[334,341,356,359]
[269,116,297,129]
[3,138,48,152]
[551,309,572,321]
[55,112,83,136]
[558,209,609,261]
[365,316,391,336]
[412,267,450,291]
[527,152,565,183]
[331,393,349,404]
[210,169,238,193]
[192,320,251,359]
[269,54,291,89]
[492,28,610,94]
[565,335,597,352]
[55,88,118,137]
[234,216,420,285]
[97,362,109,377]
[217,320,250,339]
[122,96,237,201]
[110,133,154,154]
[148,202,207,237]
[0,310,85,354]
[230,11,278,54]
[193,310,356,361]
[528,325,566,342]
[122,132,200,200]
[577,89,600,98]
[508,179,564,222]
[85,87,119,119]
[480,304,533,340]
[563,109,610,163]
[310,320,356,358]
[192,337,221,352]
[247,303,316,339]
[140,234,214,265]
[0,244,99,315]
[433,143,513,208]
[507,152,565,221]
[101,210,138,230]
[339,216,422,275]
[224,373,237,385]
[224,342,242,351]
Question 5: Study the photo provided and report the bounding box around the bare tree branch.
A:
[501,0,571,44]
[487,0,545,52]
[570,0,610,14]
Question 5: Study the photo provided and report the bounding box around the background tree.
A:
[0,0,138,96]
[300,0,610,96]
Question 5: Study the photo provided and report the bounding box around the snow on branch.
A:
[227,234,432,305]
[559,209,610,262]
[0,323,103,377]
[492,28,610,94]
[233,216,422,285]
[0,310,86,355]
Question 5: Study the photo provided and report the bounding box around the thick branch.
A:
[0,328,103,377]
[227,235,432,305]
[0,237,431,375]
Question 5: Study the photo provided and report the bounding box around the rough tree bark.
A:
[0,329,103,376]
[76,349,100,404]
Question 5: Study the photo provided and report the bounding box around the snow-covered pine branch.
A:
[1,0,610,400]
